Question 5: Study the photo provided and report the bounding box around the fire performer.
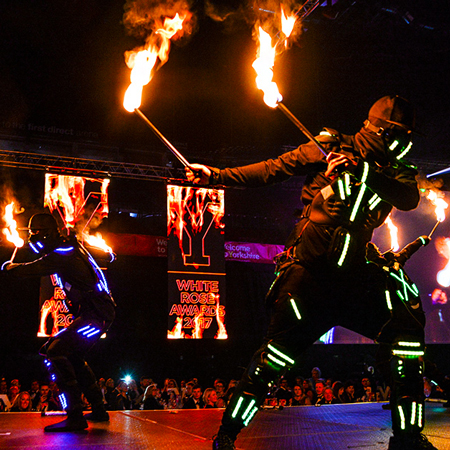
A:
[186,95,437,450]
[2,213,115,432]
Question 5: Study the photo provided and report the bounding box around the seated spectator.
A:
[302,379,314,403]
[161,379,180,405]
[317,387,338,405]
[29,380,41,410]
[7,385,19,405]
[143,385,164,410]
[115,380,132,410]
[10,391,32,412]
[290,384,312,406]
[313,379,326,405]
[309,367,322,389]
[341,380,356,403]
[0,378,7,395]
[203,388,218,408]
[356,377,374,401]
[332,381,346,403]
[35,383,61,412]
[222,379,237,405]
[276,378,293,405]
[182,384,204,409]
[182,381,194,407]
[105,378,116,410]
[214,379,226,407]
[128,379,141,409]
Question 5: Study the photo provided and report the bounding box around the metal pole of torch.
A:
[277,102,328,157]
[134,108,191,168]
[428,220,441,239]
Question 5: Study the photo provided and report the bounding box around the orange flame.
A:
[83,232,113,253]
[2,202,24,248]
[427,189,448,223]
[214,295,228,340]
[252,27,282,108]
[436,237,450,287]
[252,6,297,108]
[167,316,185,339]
[191,312,205,339]
[123,13,189,112]
[384,214,399,252]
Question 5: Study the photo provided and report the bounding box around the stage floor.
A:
[1,402,449,449]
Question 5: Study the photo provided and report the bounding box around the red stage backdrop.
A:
[167,184,227,339]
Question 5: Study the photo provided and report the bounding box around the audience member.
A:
[115,381,132,410]
[290,385,312,406]
[0,378,7,395]
[203,388,218,408]
[342,381,357,403]
[143,385,164,410]
[10,391,32,412]
[276,378,293,405]
[35,383,61,412]
[7,385,19,405]
[182,381,194,407]
[302,379,314,403]
[317,387,338,405]
[183,384,204,409]
[313,379,326,405]
[29,380,40,410]
[309,367,322,389]
[332,381,346,403]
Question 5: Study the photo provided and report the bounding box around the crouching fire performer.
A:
[2,213,115,432]
[186,95,437,450]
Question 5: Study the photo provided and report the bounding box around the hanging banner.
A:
[37,174,112,337]
[167,184,227,339]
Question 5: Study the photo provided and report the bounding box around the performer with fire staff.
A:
[186,95,437,450]
[2,213,115,432]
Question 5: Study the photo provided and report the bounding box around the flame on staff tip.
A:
[83,232,113,254]
[436,237,450,287]
[123,13,189,112]
[2,202,24,248]
[167,316,185,339]
[252,26,283,108]
[384,214,399,252]
[427,189,448,238]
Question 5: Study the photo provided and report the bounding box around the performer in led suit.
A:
[186,96,437,450]
[2,213,115,432]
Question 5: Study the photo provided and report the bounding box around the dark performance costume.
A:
[4,214,115,432]
[207,96,436,450]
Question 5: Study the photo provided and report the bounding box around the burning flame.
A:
[436,237,450,287]
[252,6,297,108]
[252,27,282,108]
[83,232,113,254]
[281,5,296,40]
[123,13,190,112]
[191,312,205,339]
[214,295,228,340]
[384,214,399,252]
[427,189,448,223]
[2,202,24,248]
[167,316,185,339]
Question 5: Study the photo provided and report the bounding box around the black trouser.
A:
[219,261,425,439]
[40,299,115,417]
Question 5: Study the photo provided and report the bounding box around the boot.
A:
[44,410,88,432]
[84,409,109,422]
[212,432,236,450]
[388,433,438,449]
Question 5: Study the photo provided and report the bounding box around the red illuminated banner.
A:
[37,174,111,337]
[38,274,73,337]
[167,185,227,339]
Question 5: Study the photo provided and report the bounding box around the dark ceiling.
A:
[0,0,449,166]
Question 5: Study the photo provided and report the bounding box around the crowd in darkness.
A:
[1,366,447,413]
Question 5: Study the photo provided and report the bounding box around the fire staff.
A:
[186,95,437,450]
[2,213,115,432]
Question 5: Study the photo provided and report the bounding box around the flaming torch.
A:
[427,190,448,238]
[2,202,24,262]
[252,9,327,156]
[384,214,400,252]
[123,13,192,168]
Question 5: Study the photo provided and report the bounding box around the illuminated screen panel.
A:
[37,174,111,337]
[167,184,227,339]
